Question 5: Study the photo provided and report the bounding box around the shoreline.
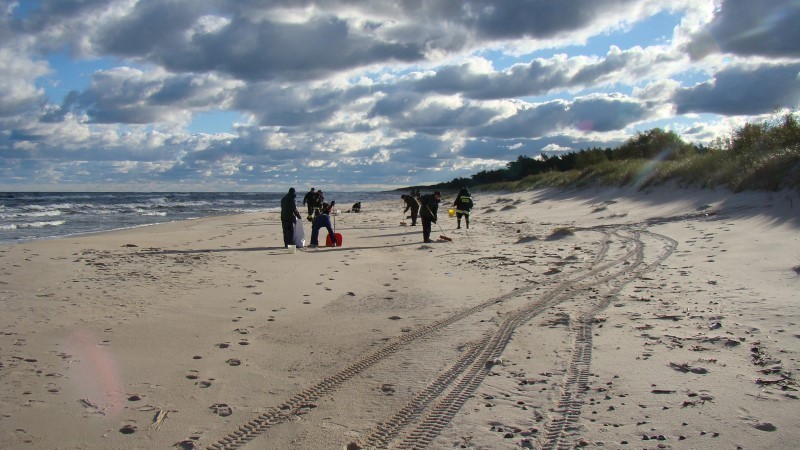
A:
[1,187,798,449]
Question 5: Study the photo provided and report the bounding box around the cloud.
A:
[60,67,242,125]
[0,47,49,117]
[233,82,373,128]
[411,47,685,99]
[471,94,650,139]
[673,62,800,115]
[461,0,655,40]
[90,3,425,82]
[687,0,800,59]
[17,0,686,83]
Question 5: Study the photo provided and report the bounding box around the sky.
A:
[1,0,799,192]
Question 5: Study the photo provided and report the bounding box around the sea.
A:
[0,191,398,246]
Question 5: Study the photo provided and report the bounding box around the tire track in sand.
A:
[539,229,677,450]
[207,226,675,450]
[353,228,653,448]
[203,232,616,449]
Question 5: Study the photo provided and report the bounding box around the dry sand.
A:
[1,187,798,449]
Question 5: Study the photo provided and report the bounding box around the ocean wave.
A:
[0,224,17,230]
[27,203,76,210]
[8,209,63,218]
[17,220,66,228]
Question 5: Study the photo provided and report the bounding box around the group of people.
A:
[401,187,473,242]
[280,186,474,248]
[281,187,337,248]
[301,188,327,222]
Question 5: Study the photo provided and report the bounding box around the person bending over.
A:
[310,202,336,247]
[401,194,419,226]
[418,191,441,243]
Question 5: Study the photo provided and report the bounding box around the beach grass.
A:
[459,111,800,193]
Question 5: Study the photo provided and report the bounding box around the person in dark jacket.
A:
[401,194,419,226]
[280,188,302,247]
[418,191,441,243]
[310,190,325,221]
[309,202,336,247]
[302,188,316,220]
[453,187,474,229]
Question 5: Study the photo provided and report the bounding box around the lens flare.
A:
[67,330,125,417]
[631,148,673,189]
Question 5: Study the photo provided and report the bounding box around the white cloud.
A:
[0,48,49,116]
[541,143,573,153]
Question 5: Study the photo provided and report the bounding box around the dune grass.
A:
[467,112,800,193]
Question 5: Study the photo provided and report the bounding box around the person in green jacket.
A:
[453,187,474,229]
[418,191,441,243]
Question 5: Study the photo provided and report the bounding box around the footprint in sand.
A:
[754,422,777,431]
[196,380,212,388]
[226,359,241,367]
[185,370,200,380]
[119,424,137,434]
[210,403,232,417]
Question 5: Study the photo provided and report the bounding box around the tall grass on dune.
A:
[577,159,648,188]
[461,111,800,193]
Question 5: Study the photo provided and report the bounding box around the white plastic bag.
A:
[293,221,306,248]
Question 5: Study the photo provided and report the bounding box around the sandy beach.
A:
[1,187,798,449]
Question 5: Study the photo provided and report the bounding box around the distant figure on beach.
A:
[401,194,419,226]
[280,188,303,248]
[418,191,441,243]
[349,202,361,213]
[453,187,474,229]
[310,190,325,221]
[302,188,316,221]
[310,202,336,247]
